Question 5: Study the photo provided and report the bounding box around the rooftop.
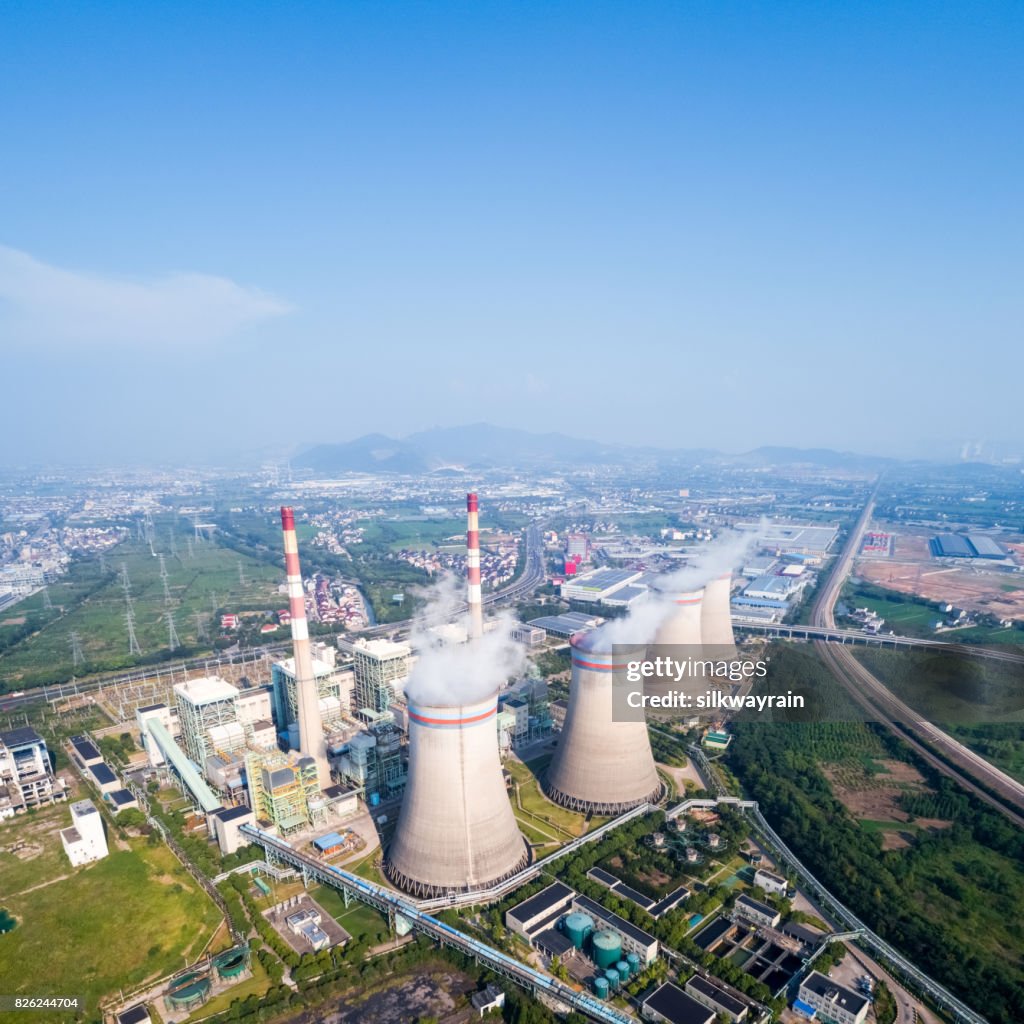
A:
[0,726,44,748]
[736,893,778,918]
[507,882,574,925]
[800,971,869,1016]
[686,974,747,1016]
[642,983,716,1024]
[173,675,240,705]
[574,894,658,949]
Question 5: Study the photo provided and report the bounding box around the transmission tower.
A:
[211,591,219,616]
[194,611,208,642]
[167,611,181,652]
[121,563,142,656]
[42,585,53,611]
[69,631,85,668]
[238,561,246,587]
[169,530,178,558]
[186,536,195,559]
[159,554,172,604]
[136,519,144,542]
[143,510,155,544]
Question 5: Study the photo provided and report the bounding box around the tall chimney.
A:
[280,506,330,789]
[466,492,483,640]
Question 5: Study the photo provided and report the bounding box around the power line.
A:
[167,611,181,652]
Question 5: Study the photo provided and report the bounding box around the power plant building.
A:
[384,691,529,897]
[544,631,662,814]
[245,750,324,836]
[271,657,351,735]
[351,639,410,714]
[60,799,108,866]
[0,727,65,816]
[173,677,241,767]
[561,568,644,604]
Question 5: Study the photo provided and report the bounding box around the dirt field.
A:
[823,758,951,847]
[855,523,1024,619]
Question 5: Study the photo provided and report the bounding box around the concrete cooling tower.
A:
[384,691,529,897]
[701,573,737,659]
[544,632,663,815]
[646,589,704,704]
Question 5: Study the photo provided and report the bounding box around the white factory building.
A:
[60,799,109,866]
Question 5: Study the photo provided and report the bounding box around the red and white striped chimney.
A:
[280,506,330,789]
[466,492,483,640]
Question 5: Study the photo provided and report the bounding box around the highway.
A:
[810,490,1024,825]
[239,825,635,1024]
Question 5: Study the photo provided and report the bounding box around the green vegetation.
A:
[506,755,598,839]
[0,839,222,1023]
[727,645,1024,1024]
[0,532,282,690]
[873,980,897,1024]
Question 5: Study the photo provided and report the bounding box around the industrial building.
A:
[743,575,802,601]
[753,868,788,896]
[684,975,749,1022]
[738,522,839,557]
[561,568,644,604]
[0,726,65,816]
[60,798,108,866]
[641,982,716,1024]
[350,638,410,714]
[734,894,781,929]
[930,533,1007,559]
[505,882,577,943]
[271,655,351,743]
[384,691,529,897]
[797,971,869,1024]
[544,630,662,814]
[509,622,546,645]
[212,805,255,855]
[335,714,406,799]
[245,750,325,837]
[527,611,604,639]
[174,676,243,768]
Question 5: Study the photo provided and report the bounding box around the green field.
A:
[0,533,283,689]
[506,755,605,839]
[0,831,222,1023]
[310,884,390,944]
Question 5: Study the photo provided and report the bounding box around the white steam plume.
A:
[404,573,526,706]
[588,522,765,648]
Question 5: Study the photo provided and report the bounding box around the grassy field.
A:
[0,835,222,1023]
[0,534,283,689]
[506,755,604,839]
[310,884,390,944]
[842,588,940,636]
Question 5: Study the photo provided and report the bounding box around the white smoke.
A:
[404,573,527,706]
[588,523,765,647]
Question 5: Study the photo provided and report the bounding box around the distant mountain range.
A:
[294,424,894,474]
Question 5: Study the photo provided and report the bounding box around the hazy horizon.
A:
[2,3,1022,465]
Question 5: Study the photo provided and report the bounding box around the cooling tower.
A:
[646,588,704,704]
[384,691,529,897]
[280,507,330,790]
[543,632,663,814]
[701,573,737,659]
[466,492,483,640]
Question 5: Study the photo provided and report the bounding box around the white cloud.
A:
[0,243,292,350]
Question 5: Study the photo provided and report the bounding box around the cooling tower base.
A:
[541,780,666,817]
[382,841,531,899]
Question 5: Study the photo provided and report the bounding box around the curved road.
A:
[811,490,1024,825]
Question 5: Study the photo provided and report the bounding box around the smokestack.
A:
[384,691,529,897]
[544,632,663,814]
[280,507,330,790]
[466,492,483,640]
[701,573,737,660]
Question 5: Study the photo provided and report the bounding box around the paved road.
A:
[811,489,1024,825]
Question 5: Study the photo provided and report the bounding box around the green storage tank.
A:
[626,952,641,976]
[593,976,610,1000]
[563,912,595,950]
[604,968,620,990]
[615,961,630,984]
[591,929,622,969]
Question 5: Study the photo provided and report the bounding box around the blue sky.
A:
[1,1,1021,464]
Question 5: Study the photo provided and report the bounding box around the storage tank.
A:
[626,952,641,976]
[563,912,595,950]
[593,976,610,1000]
[604,968,621,990]
[591,929,622,969]
[615,961,631,984]
[544,632,663,814]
